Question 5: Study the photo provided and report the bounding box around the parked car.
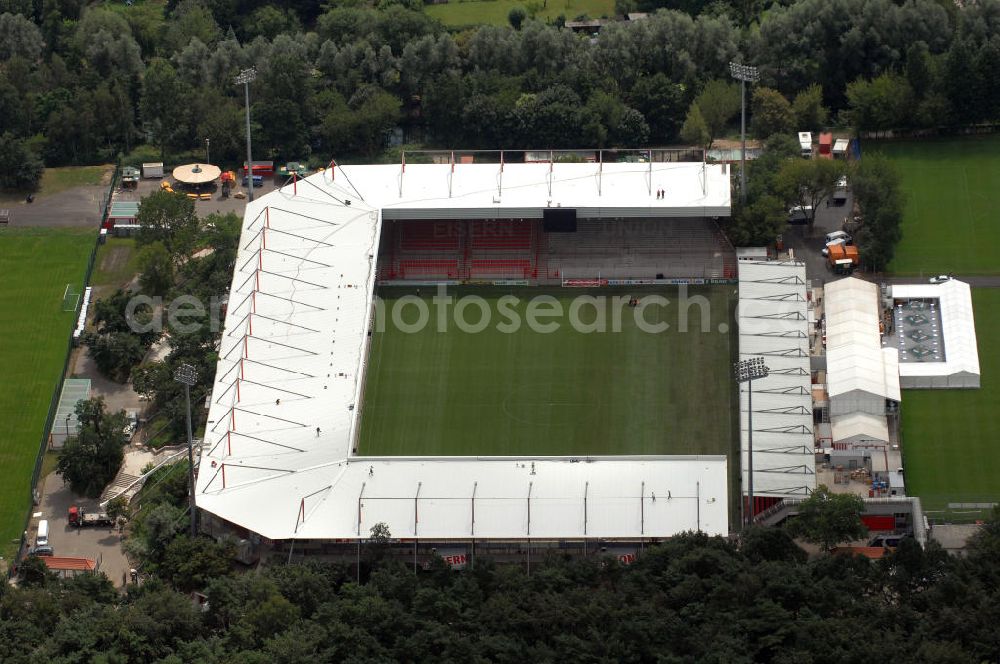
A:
[825,230,852,244]
[929,274,952,284]
[29,545,53,556]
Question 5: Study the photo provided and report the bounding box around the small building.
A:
[564,19,610,34]
[833,138,850,158]
[818,133,833,158]
[797,132,812,157]
[142,162,164,179]
[889,281,980,389]
[106,201,140,228]
[824,278,901,417]
[41,556,97,578]
[243,161,275,177]
[121,166,140,188]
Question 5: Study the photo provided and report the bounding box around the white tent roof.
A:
[830,412,889,444]
[737,261,816,498]
[195,163,732,541]
[825,278,901,402]
[891,280,980,383]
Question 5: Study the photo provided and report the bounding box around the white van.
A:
[36,519,49,547]
[825,230,851,244]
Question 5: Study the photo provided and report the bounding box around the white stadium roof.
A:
[330,161,731,219]
[195,162,732,541]
[891,280,980,389]
[737,261,816,498]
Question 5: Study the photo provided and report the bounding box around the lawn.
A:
[879,135,1000,276]
[358,286,735,457]
[901,289,1000,519]
[425,0,615,27]
[0,165,112,205]
[0,227,95,558]
[92,237,140,292]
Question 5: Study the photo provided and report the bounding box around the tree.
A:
[774,157,845,228]
[140,58,189,159]
[0,132,42,191]
[680,103,711,149]
[845,73,915,131]
[17,555,55,587]
[137,241,175,296]
[158,535,234,592]
[627,74,686,143]
[0,11,44,61]
[727,194,786,246]
[786,484,867,551]
[693,79,740,145]
[136,190,200,260]
[791,84,828,133]
[508,6,526,30]
[82,289,159,381]
[56,398,129,498]
[105,496,131,528]
[751,87,794,138]
[851,153,903,271]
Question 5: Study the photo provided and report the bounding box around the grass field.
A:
[0,227,94,558]
[358,286,735,457]
[0,165,111,204]
[879,136,1000,276]
[425,0,614,27]
[901,289,1000,519]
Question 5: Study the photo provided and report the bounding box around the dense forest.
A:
[6,511,1000,662]
[0,0,998,183]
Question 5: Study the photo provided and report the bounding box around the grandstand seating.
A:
[469,221,533,251]
[377,218,735,282]
[470,259,534,278]
[398,259,460,279]
[398,221,461,252]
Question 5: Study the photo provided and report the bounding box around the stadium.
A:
[196,153,743,562]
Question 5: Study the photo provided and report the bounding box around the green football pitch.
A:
[879,135,1000,276]
[358,285,736,458]
[901,289,1000,519]
[0,227,94,558]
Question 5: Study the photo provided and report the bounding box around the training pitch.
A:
[0,228,94,557]
[901,289,1000,519]
[358,285,736,458]
[880,135,1000,276]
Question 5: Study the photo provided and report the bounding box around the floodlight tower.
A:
[174,363,199,537]
[235,67,257,202]
[729,62,760,204]
[734,356,769,527]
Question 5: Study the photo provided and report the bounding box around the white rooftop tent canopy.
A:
[737,260,816,498]
[195,161,732,542]
[825,278,900,416]
[891,280,981,389]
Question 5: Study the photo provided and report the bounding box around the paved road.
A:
[3,185,109,228]
[35,473,130,586]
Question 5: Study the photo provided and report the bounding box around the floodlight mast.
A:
[734,357,769,527]
[174,363,199,537]
[236,67,257,203]
[729,62,760,204]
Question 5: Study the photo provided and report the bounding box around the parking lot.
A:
[34,472,130,585]
[781,192,855,284]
